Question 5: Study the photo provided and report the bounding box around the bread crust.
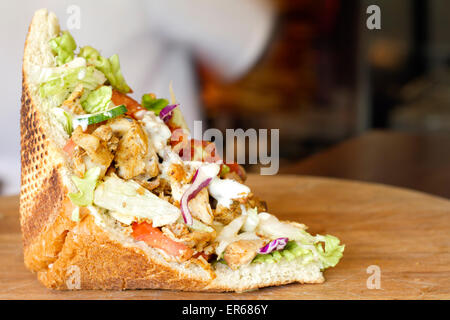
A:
[20,9,218,291]
[20,9,325,291]
[37,214,212,290]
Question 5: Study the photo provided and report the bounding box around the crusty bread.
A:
[20,9,324,291]
[20,9,212,291]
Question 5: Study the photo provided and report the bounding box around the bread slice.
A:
[20,9,325,291]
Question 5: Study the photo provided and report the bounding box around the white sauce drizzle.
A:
[208,177,250,208]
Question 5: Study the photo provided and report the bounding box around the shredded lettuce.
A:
[256,212,313,243]
[176,216,215,233]
[78,46,131,93]
[252,236,344,270]
[215,215,247,258]
[81,86,113,113]
[216,211,344,270]
[39,58,106,103]
[49,31,77,66]
[93,175,180,227]
[68,167,101,207]
[315,235,345,269]
[253,241,311,264]
[241,207,259,232]
[51,107,73,135]
[141,93,169,115]
[251,212,344,269]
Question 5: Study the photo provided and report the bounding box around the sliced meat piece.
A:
[223,239,265,270]
[180,230,216,252]
[163,223,216,252]
[166,163,188,183]
[145,155,159,178]
[92,124,119,153]
[152,178,172,197]
[165,222,190,238]
[108,117,158,180]
[133,175,160,191]
[71,126,114,168]
[72,147,86,177]
[92,124,113,141]
[247,194,268,213]
[213,201,242,225]
[188,188,214,225]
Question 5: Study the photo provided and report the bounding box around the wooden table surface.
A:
[281,130,450,199]
[1,174,449,300]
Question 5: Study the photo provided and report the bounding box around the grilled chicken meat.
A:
[214,201,242,225]
[133,175,160,191]
[188,188,214,225]
[71,126,114,169]
[213,194,268,225]
[72,147,86,177]
[163,222,216,252]
[247,195,268,213]
[182,230,216,252]
[92,124,119,154]
[223,239,265,270]
[108,117,159,180]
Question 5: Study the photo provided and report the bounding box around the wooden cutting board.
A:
[1,174,449,299]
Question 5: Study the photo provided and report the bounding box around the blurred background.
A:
[0,0,449,197]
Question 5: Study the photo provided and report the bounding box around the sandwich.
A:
[20,9,344,291]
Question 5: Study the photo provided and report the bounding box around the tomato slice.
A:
[111,89,143,116]
[131,221,193,261]
[63,138,76,156]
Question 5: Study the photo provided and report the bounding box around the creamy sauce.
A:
[208,177,250,208]
[72,117,89,131]
[196,163,220,178]
[139,111,172,154]
[158,149,221,202]
[158,147,184,179]
[183,161,204,172]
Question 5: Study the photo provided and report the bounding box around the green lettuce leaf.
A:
[141,93,169,115]
[315,235,345,269]
[252,236,344,270]
[93,175,180,227]
[79,46,131,93]
[49,31,77,66]
[51,107,73,135]
[39,62,106,102]
[68,167,101,207]
[253,241,314,265]
[81,86,113,113]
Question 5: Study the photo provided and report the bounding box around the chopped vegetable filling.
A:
[42,30,344,271]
